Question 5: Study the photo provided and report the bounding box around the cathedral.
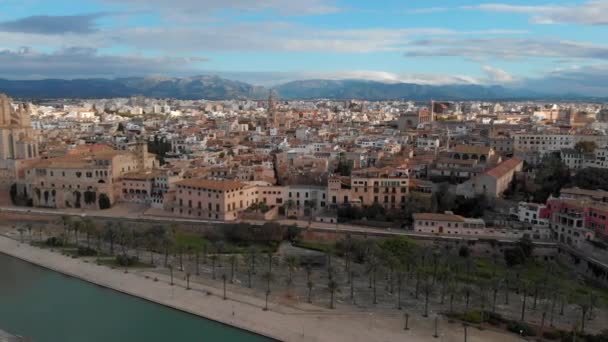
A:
[0,93,39,160]
[0,93,39,189]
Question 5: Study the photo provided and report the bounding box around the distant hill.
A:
[0,75,585,100]
[0,75,267,100]
[273,79,538,101]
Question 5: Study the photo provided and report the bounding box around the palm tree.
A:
[446,280,459,313]
[306,269,314,303]
[17,226,25,243]
[71,220,82,246]
[365,245,381,305]
[210,254,219,280]
[284,255,298,286]
[262,271,274,311]
[26,224,33,242]
[421,276,434,317]
[229,255,237,283]
[327,278,339,309]
[222,273,228,300]
[81,218,95,249]
[102,222,117,254]
[59,215,72,245]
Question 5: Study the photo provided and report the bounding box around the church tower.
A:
[268,90,277,128]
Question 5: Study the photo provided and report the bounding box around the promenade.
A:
[0,235,523,342]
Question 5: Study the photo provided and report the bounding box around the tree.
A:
[262,271,274,311]
[306,269,314,303]
[59,215,72,245]
[327,278,339,309]
[284,255,299,286]
[574,141,597,153]
[81,218,96,249]
[17,226,25,243]
[98,193,111,210]
[569,167,608,191]
[532,154,570,202]
[102,222,118,254]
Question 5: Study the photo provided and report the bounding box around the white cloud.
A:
[404,38,608,60]
[0,46,205,79]
[466,1,608,25]
[481,65,514,83]
[103,0,341,17]
[404,7,449,14]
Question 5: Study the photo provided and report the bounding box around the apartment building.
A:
[545,199,599,247]
[513,133,608,155]
[169,179,258,221]
[328,166,409,209]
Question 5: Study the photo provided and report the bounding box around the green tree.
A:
[327,278,339,309]
[574,141,597,153]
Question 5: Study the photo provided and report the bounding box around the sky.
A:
[1,0,608,94]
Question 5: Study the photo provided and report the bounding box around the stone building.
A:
[0,94,40,188]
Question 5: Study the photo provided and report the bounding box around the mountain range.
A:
[0,75,589,101]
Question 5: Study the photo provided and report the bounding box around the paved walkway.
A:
[0,236,524,342]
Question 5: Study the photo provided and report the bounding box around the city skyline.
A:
[0,1,608,95]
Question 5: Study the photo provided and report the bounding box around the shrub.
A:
[116,255,138,267]
[45,237,64,247]
[542,331,560,340]
[507,321,536,337]
[460,310,483,324]
[77,247,97,257]
[486,311,505,326]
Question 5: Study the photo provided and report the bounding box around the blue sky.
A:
[1,0,608,94]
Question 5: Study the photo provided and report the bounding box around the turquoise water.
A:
[0,253,273,342]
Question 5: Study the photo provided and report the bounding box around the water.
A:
[0,253,273,342]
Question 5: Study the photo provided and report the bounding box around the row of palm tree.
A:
[40,218,608,330]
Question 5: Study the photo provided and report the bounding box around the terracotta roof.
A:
[452,144,492,155]
[175,178,246,191]
[484,158,523,179]
[413,213,465,222]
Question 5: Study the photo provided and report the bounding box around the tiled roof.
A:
[413,213,465,222]
[452,144,492,155]
[175,178,246,191]
[484,158,523,179]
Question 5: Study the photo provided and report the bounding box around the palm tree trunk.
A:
[550,295,556,326]
[179,252,183,271]
[195,251,201,275]
[581,308,587,333]
[424,288,429,317]
[520,290,527,322]
[373,270,377,304]
[492,288,498,313]
[230,259,235,283]
[450,294,454,313]
[350,271,354,301]
[466,290,470,310]
[330,290,335,309]
[397,275,402,310]
[308,286,312,303]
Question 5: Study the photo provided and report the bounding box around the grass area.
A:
[294,241,334,253]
